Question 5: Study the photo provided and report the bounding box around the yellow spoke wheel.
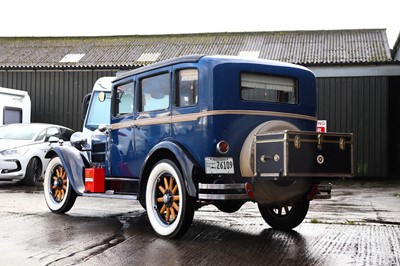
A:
[146,159,195,238]
[43,157,77,213]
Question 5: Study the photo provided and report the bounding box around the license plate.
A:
[205,157,234,174]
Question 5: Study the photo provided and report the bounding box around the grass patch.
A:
[308,219,363,225]
[310,218,320,224]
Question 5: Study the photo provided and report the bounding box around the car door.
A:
[109,80,136,177]
[134,71,172,170]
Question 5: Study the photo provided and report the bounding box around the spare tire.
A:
[240,120,299,177]
[239,120,311,205]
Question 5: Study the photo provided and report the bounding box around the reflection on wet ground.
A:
[0,179,399,265]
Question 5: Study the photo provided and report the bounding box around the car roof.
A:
[2,123,72,130]
[114,54,205,82]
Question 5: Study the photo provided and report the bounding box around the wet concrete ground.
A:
[0,179,399,265]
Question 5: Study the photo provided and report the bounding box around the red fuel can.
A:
[84,168,105,193]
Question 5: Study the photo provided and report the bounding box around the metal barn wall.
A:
[317,76,388,177]
[388,76,400,178]
[0,69,117,131]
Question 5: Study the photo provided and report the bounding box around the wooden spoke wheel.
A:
[43,157,77,213]
[146,159,195,238]
[156,174,180,224]
[51,165,68,202]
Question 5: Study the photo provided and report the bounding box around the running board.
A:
[82,190,138,200]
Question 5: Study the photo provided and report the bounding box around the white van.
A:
[0,87,31,125]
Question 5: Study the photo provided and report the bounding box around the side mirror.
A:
[48,136,60,143]
[70,132,88,150]
[81,93,91,121]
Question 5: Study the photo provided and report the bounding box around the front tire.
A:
[145,159,195,238]
[22,157,41,186]
[258,198,310,230]
[43,157,77,213]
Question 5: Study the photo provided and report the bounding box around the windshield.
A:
[85,91,111,131]
[0,125,38,140]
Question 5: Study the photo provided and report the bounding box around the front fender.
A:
[45,146,90,196]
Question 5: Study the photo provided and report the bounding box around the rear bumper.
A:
[198,182,332,201]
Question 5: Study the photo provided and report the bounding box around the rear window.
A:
[241,73,297,104]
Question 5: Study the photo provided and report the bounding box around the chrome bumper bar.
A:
[198,182,333,201]
[198,183,252,200]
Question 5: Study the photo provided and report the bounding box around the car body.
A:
[0,123,74,185]
[43,55,353,238]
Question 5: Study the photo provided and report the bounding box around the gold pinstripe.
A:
[111,110,317,130]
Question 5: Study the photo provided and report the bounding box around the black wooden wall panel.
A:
[0,69,117,131]
[317,76,388,177]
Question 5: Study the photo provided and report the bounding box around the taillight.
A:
[216,140,229,154]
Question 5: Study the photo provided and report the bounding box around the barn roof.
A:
[0,29,393,69]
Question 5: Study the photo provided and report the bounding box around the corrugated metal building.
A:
[0,29,399,178]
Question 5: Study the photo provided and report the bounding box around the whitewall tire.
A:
[43,157,77,213]
[145,159,195,238]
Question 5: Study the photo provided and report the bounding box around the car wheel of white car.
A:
[43,157,77,213]
[146,159,195,238]
[258,198,310,230]
[22,157,41,186]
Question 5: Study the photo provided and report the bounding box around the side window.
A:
[35,129,46,142]
[45,127,60,141]
[58,128,74,141]
[176,69,198,107]
[114,82,134,116]
[139,73,170,112]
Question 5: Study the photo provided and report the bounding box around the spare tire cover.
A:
[240,120,299,177]
[239,120,311,204]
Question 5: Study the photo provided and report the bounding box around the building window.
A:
[3,107,22,124]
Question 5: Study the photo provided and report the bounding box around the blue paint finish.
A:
[104,55,318,191]
[139,140,199,197]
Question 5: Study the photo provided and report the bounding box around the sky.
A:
[1,0,399,47]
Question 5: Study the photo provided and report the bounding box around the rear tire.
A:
[258,198,309,230]
[146,159,195,238]
[43,157,77,213]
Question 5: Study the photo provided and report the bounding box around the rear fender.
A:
[45,146,90,196]
[139,141,200,200]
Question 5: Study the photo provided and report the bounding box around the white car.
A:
[0,123,74,185]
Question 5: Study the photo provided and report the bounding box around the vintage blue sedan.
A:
[43,55,352,238]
